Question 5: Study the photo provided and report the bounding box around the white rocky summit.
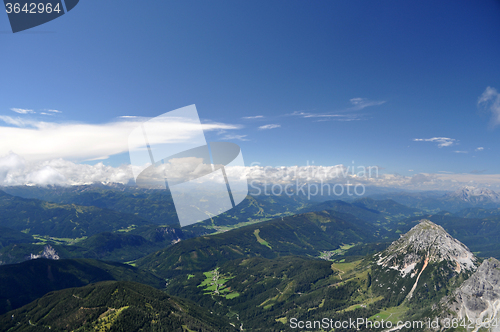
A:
[376,219,477,278]
[29,245,60,260]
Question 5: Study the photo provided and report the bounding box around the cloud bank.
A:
[0,153,134,186]
[2,152,500,191]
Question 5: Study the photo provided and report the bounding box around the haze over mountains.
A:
[2,184,500,330]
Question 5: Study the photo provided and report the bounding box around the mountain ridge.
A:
[0,258,163,314]
[0,280,237,332]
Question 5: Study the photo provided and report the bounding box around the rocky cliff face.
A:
[443,258,500,330]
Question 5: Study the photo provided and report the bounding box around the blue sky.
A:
[1,0,500,186]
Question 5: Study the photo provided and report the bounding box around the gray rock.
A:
[444,258,500,330]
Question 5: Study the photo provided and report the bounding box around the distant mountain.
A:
[308,198,425,222]
[0,226,33,249]
[0,242,75,265]
[0,281,236,332]
[129,223,183,243]
[352,197,423,218]
[372,220,477,308]
[77,232,160,261]
[445,186,500,203]
[0,190,152,238]
[304,198,424,237]
[77,228,183,262]
[370,188,500,213]
[369,190,446,206]
[0,227,39,265]
[2,184,180,225]
[455,206,500,218]
[0,258,163,314]
[136,210,379,279]
[1,185,311,235]
[304,199,384,223]
[0,225,184,265]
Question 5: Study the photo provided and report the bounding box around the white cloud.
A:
[454,150,468,154]
[201,122,242,132]
[292,111,343,118]
[478,86,500,128]
[11,108,35,114]
[258,124,281,130]
[243,115,264,119]
[476,147,484,151]
[288,97,385,121]
[222,134,249,141]
[47,109,61,113]
[349,98,386,110]
[413,137,456,148]
[0,116,241,162]
[290,111,362,121]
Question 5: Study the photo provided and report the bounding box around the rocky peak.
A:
[376,219,476,277]
[29,245,60,260]
[446,186,500,203]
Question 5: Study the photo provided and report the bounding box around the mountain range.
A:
[2,184,500,330]
[371,186,500,212]
[0,281,237,332]
[445,186,500,203]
